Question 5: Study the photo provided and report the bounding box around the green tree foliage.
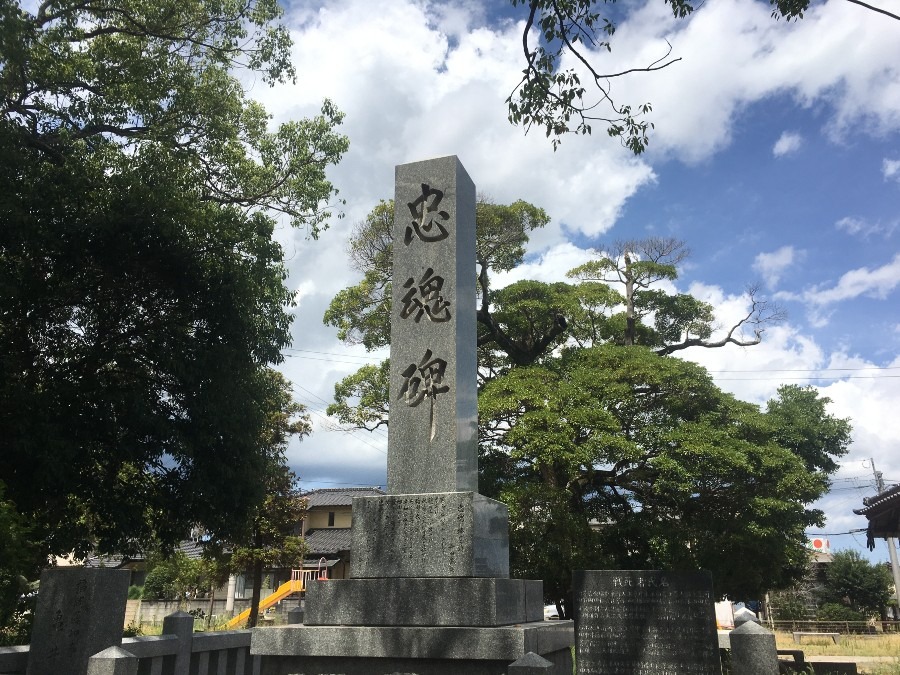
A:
[506,0,899,150]
[816,602,866,622]
[480,346,830,608]
[766,385,852,476]
[567,239,782,353]
[324,206,849,614]
[324,198,552,425]
[822,550,893,616]
[0,0,347,572]
[143,551,205,602]
[0,481,36,628]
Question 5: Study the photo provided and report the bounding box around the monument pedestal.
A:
[304,577,544,626]
[251,622,575,675]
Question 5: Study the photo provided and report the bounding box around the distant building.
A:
[300,487,385,580]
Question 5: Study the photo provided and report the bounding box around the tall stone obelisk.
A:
[387,156,478,494]
[348,155,508,580]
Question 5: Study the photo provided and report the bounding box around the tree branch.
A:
[844,0,900,21]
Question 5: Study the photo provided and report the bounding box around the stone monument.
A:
[573,570,721,675]
[27,567,130,675]
[251,156,574,674]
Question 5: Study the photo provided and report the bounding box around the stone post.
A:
[86,647,138,675]
[729,620,779,675]
[162,611,194,675]
[733,606,760,628]
[508,652,554,673]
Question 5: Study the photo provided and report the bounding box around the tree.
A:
[0,481,36,630]
[324,205,844,615]
[506,0,900,150]
[226,370,310,628]
[567,238,783,353]
[143,551,205,603]
[0,0,347,573]
[324,197,552,425]
[766,385,852,476]
[822,550,893,617]
[479,345,828,612]
[229,464,308,628]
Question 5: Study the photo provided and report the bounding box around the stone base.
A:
[304,578,544,626]
[351,492,509,578]
[251,622,575,675]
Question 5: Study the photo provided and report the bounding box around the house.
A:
[299,486,385,581]
[82,538,205,588]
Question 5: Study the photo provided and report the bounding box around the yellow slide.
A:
[225,577,304,628]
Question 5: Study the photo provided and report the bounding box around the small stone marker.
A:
[573,570,721,675]
[732,606,759,627]
[729,620,778,675]
[287,606,304,625]
[508,651,554,673]
[27,567,130,675]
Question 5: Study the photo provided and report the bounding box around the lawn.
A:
[774,631,900,674]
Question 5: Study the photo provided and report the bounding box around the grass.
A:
[774,631,900,658]
[774,631,900,674]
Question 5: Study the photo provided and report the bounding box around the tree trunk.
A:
[206,584,215,631]
[624,252,635,346]
[248,559,263,628]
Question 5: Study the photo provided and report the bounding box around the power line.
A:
[289,385,388,454]
[715,375,900,381]
[283,347,383,362]
[708,366,900,373]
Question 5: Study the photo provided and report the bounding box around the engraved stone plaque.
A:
[389,156,477,494]
[573,570,721,675]
[350,492,509,578]
[27,567,130,675]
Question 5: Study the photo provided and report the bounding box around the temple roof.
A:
[853,484,900,549]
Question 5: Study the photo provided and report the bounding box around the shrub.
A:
[817,602,865,622]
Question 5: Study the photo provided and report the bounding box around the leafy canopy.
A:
[0,0,347,570]
[823,549,893,616]
[480,345,838,603]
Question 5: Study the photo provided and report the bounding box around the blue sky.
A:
[248,0,900,565]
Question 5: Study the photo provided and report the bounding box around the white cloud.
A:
[835,216,898,239]
[492,243,596,288]
[753,246,800,287]
[772,131,803,157]
[792,254,900,306]
[573,0,900,162]
[884,158,900,182]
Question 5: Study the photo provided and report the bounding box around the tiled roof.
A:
[83,539,206,567]
[304,528,352,555]
[853,484,900,549]
[855,483,900,514]
[304,487,384,508]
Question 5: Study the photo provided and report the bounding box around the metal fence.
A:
[771,619,900,634]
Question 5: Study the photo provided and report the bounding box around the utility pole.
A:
[871,458,900,615]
